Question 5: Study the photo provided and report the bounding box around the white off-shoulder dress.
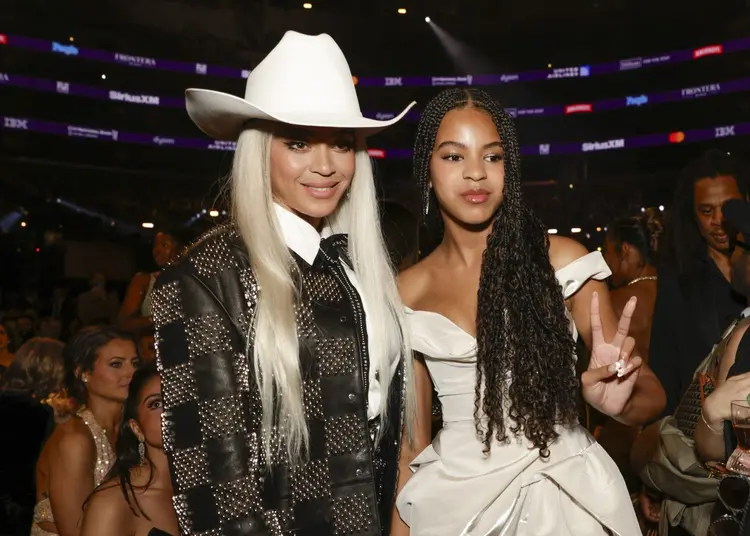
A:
[396,252,640,536]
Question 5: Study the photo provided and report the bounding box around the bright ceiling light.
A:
[398,8,407,14]
[101,74,106,80]
[303,2,312,8]
[142,222,154,229]
[425,16,431,23]
[571,227,582,233]
[209,209,220,217]
[69,36,75,42]
[548,229,558,234]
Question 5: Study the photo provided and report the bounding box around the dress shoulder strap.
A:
[76,407,115,486]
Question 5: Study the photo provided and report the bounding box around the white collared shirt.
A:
[274,203,398,420]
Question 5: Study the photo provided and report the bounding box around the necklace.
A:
[627,275,658,286]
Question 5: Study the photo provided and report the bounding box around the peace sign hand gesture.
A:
[581,291,643,418]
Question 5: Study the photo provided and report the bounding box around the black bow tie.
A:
[318,234,352,269]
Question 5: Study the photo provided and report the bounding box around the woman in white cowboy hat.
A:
[151,31,419,536]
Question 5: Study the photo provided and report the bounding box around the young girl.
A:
[394,88,665,535]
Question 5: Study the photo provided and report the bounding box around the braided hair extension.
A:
[414,88,579,458]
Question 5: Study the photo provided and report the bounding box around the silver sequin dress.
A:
[30,407,114,535]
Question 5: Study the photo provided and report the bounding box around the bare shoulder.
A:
[548,235,590,272]
[129,272,152,288]
[82,479,132,534]
[87,480,124,506]
[397,256,435,309]
[51,417,95,459]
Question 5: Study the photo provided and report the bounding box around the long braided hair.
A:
[414,88,579,458]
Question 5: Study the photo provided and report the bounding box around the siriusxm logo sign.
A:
[0,73,8,83]
[538,144,550,155]
[52,42,79,56]
[505,108,518,118]
[582,139,625,152]
[579,65,590,77]
[195,63,207,75]
[109,91,160,105]
[241,70,251,79]
[625,95,648,107]
[500,74,519,83]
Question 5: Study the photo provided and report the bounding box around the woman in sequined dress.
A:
[81,364,178,536]
[32,327,140,536]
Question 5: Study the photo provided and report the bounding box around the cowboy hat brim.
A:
[186,88,416,141]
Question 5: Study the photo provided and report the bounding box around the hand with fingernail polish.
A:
[581,292,643,418]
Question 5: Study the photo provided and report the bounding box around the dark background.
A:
[1,0,749,297]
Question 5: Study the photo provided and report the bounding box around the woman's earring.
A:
[138,439,146,465]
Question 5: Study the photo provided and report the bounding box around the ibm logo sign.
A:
[56,81,70,94]
[538,144,550,155]
[715,125,735,139]
[385,77,403,86]
[195,63,207,75]
[4,117,28,130]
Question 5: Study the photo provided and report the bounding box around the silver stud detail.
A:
[198,396,245,439]
[185,313,232,359]
[331,493,374,535]
[172,446,211,492]
[317,337,356,376]
[161,362,197,409]
[215,476,262,521]
[325,414,366,456]
[291,459,331,503]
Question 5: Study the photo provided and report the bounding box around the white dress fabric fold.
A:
[396,252,640,536]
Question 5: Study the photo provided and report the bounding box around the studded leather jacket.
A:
[152,225,404,536]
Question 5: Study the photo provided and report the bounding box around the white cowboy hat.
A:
[186,31,416,141]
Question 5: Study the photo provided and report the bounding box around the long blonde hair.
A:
[231,127,416,465]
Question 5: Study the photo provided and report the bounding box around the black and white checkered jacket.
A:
[152,225,404,536]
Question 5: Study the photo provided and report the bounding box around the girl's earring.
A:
[138,439,146,465]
